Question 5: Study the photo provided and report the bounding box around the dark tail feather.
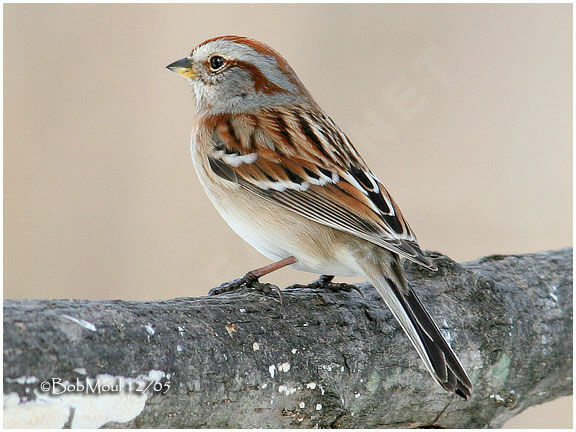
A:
[388,277,472,398]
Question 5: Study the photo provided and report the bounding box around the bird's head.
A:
[166,36,313,114]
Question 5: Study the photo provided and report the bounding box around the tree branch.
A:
[3,248,572,428]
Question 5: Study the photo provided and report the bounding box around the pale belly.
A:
[202,187,359,279]
[211,193,359,277]
[190,137,359,277]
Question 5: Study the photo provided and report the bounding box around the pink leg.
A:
[209,256,296,296]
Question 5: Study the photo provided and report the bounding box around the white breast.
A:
[189,134,359,277]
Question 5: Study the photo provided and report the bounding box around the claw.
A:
[209,257,295,300]
[322,282,365,299]
[289,275,365,299]
[208,273,259,296]
[209,275,283,304]
[259,283,283,305]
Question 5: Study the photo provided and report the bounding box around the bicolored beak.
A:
[166,57,196,79]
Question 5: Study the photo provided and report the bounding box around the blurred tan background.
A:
[4,4,572,428]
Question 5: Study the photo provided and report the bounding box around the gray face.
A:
[186,39,310,114]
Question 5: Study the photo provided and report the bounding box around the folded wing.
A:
[202,107,436,270]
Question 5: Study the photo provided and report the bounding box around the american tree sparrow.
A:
[167,36,472,398]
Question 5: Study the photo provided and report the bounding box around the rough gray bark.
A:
[3,248,572,428]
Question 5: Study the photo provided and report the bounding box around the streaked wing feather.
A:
[203,107,436,269]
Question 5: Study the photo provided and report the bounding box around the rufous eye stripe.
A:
[198,35,307,94]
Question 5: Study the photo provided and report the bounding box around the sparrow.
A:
[166,35,472,398]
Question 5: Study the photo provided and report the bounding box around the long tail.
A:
[359,255,472,398]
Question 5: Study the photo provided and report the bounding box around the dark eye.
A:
[209,55,226,71]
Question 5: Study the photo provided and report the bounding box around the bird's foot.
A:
[291,275,365,298]
[209,272,259,296]
[209,273,282,303]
